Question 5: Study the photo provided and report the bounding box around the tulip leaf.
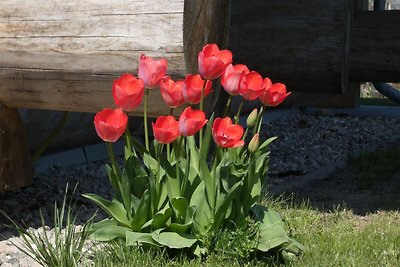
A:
[213,180,243,228]
[131,137,147,155]
[151,231,197,249]
[251,205,297,252]
[121,170,132,220]
[190,181,212,234]
[187,136,200,174]
[199,154,215,210]
[257,137,277,155]
[106,164,120,196]
[90,225,128,241]
[169,222,192,234]
[82,193,130,227]
[152,206,173,229]
[126,232,157,247]
[131,190,150,231]
[171,197,188,222]
[200,113,214,161]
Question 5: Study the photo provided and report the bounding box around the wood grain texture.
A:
[229,0,352,94]
[0,0,188,115]
[0,106,32,191]
[350,10,400,81]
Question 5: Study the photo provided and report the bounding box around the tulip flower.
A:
[221,64,250,95]
[246,108,258,128]
[238,71,264,101]
[112,74,144,112]
[94,108,128,143]
[152,115,180,144]
[138,54,168,88]
[212,117,245,148]
[179,107,207,137]
[248,133,260,154]
[160,76,185,108]
[259,82,291,107]
[183,74,212,104]
[198,43,233,80]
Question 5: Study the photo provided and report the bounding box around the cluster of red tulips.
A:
[94,43,290,148]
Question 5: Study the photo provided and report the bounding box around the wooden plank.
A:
[229,0,352,93]
[350,10,400,82]
[0,105,32,191]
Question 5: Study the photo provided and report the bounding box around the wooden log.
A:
[0,105,32,191]
[229,0,353,94]
[350,10,400,82]
[0,0,230,116]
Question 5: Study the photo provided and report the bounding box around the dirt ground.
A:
[271,163,400,216]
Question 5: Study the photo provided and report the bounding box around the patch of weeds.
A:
[348,146,400,189]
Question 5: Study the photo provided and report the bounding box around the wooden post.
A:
[0,105,32,191]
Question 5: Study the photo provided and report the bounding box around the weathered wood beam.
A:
[350,10,400,82]
[0,0,230,116]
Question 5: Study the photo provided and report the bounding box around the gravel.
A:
[1,107,400,266]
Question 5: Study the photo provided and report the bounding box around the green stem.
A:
[199,79,208,150]
[144,89,150,151]
[169,108,174,116]
[223,95,232,117]
[124,120,135,159]
[211,147,221,214]
[235,100,246,124]
[253,105,265,136]
[106,142,118,174]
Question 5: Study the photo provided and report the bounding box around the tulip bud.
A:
[246,108,258,128]
[248,133,260,154]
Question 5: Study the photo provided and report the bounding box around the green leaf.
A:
[91,225,128,241]
[190,182,212,234]
[152,206,173,229]
[187,136,200,174]
[131,137,147,155]
[171,197,188,222]
[106,164,120,196]
[169,222,192,234]
[126,232,157,247]
[83,194,130,227]
[252,205,293,252]
[151,231,197,249]
[131,190,150,231]
[213,180,243,228]
[199,155,215,209]
[257,137,277,154]
[200,113,214,160]
[121,170,132,220]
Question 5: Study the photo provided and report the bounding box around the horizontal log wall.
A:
[229,0,352,94]
[350,10,400,82]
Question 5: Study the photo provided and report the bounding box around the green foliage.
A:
[83,114,303,260]
[2,184,95,267]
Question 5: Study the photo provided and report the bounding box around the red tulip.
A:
[212,117,245,148]
[238,71,264,101]
[221,64,250,95]
[198,43,232,80]
[179,107,207,137]
[138,54,168,88]
[160,76,185,108]
[183,74,212,104]
[94,108,128,143]
[152,115,180,144]
[112,74,144,111]
[259,82,291,107]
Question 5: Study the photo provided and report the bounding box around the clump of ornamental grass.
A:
[1,184,95,267]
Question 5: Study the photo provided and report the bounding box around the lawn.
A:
[85,196,400,267]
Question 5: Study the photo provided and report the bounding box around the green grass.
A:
[348,147,400,189]
[84,196,400,267]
